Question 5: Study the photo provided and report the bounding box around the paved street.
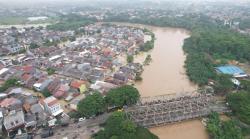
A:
[34,113,110,139]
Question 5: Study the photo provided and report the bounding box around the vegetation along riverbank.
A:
[104,13,250,138]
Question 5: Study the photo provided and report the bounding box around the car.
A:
[61,123,69,127]
[78,117,86,122]
[40,128,54,138]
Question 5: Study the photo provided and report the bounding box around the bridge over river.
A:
[125,92,231,128]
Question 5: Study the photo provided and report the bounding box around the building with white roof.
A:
[40,96,63,117]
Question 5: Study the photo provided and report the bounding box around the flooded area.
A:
[150,120,209,139]
[135,26,197,97]
[112,22,208,139]
[112,22,197,97]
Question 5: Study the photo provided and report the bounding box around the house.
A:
[70,80,87,93]
[88,68,105,82]
[0,68,13,80]
[69,94,85,110]
[90,81,117,94]
[53,84,70,98]
[33,78,53,91]
[23,96,38,112]
[20,74,36,88]
[3,110,25,136]
[77,63,91,71]
[25,113,37,129]
[0,47,10,56]
[0,98,22,109]
[113,72,128,83]
[69,99,81,111]
[47,79,61,93]
[30,103,47,127]
[40,96,63,117]
[5,44,24,53]
[14,65,35,75]
[0,68,9,78]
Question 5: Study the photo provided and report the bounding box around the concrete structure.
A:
[3,110,25,135]
[40,96,63,117]
[33,79,52,91]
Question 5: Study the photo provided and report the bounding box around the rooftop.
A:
[216,65,247,77]
[43,96,58,107]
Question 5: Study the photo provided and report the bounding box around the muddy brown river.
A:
[135,26,197,97]
[112,22,208,139]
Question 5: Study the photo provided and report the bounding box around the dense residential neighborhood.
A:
[0,23,147,138]
[1,0,250,139]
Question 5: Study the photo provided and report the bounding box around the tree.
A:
[105,85,140,107]
[144,55,152,65]
[227,91,250,125]
[214,74,234,95]
[47,14,95,31]
[68,111,81,119]
[207,112,243,139]
[240,80,250,92]
[30,43,40,49]
[0,78,19,92]
[127,55,134,63]
[42,89,52,98]
[46,68,56,75]
[94,112,158,139]
[135,73,143,81]
[140,40,154,52]
[77,92,106,118]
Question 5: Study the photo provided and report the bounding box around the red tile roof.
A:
[0,98,18,108]
[14,65,34,73]
[21,73,32,81]
[70,80,86,89]
[22,66,33,73]
[53,90,66,98]
[48,99,58,107]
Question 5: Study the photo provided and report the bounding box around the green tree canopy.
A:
[46,68,56,75]
[105,85,140,107]
[77,92,106,118]
[227,91,250,125]
[42,89,52,98]
[94,112,158,139]
[127,55,134,63]
[207,112,243,139]
[0,78,20,92]
[214,74,234,95]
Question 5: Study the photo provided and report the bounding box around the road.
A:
[34,113,110,139]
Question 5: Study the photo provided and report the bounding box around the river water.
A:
[111,22,208,139]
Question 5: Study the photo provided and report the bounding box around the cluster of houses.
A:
[0,24,147,137]
[0,87,66,137]
[0,26,74,55]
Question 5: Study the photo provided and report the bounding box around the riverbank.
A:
[110,22,207,139]
[111,22,197,97]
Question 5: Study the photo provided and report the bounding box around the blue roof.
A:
[216,65,246,75]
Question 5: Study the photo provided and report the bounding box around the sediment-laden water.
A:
[111,22,208,139]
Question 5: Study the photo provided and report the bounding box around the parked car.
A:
[61,123,69,127]
[78,117,86,122]
[40,128,54,138]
